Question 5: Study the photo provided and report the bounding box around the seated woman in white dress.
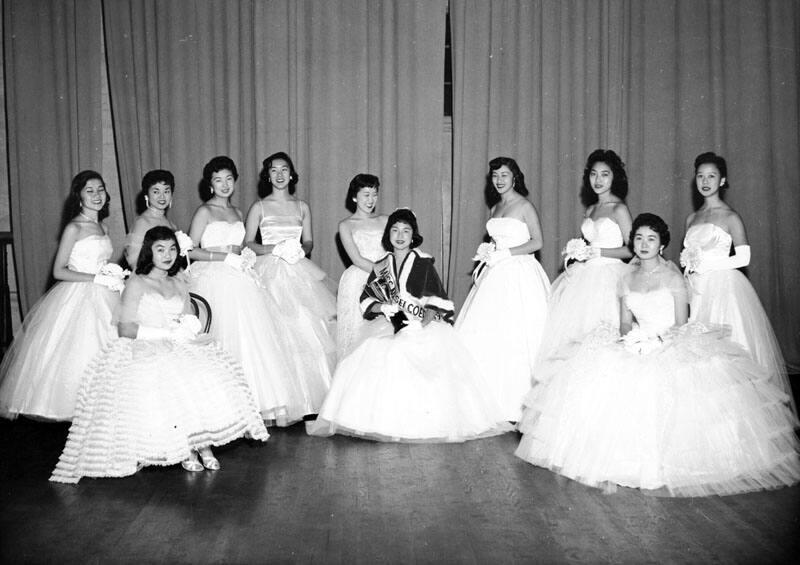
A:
[309,209,510,442]
[336,173,388,359]
[0,170,122,421]
[516,213,799,497]
[682,151,794,413]
[538,149,633,359]
[244,151,336,381]
[124,169,180,270]
[455,157,551,422]
[187,156,325,425]
[50,227,269,483]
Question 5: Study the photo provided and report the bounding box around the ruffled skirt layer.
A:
[456,255,551,421]
[309,321,511,442]
[50,338,269,483]
[538,259,629,360]
[189,262,327,425]
[688,269,794,411]
[516,325,800,496]
[336,265,370,359]
[0,281,118,421]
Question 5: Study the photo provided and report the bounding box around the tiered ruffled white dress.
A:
[254,204,337,382]
[538,217,630,359]
[683,223,794,409]
[516,274,800,497]
[455,217,551,422]
[0,235,119,421]
[189,221,323,425]
[311,251,511,442]
[49,290,269,483]
[336,226,386,358]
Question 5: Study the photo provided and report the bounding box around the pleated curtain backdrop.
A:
[4,0,107,313]
[447,0,800,369]
[103,0,446,280]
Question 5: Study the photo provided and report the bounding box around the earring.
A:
[210,188,215,195]
[145,195,150,208]
[659,247,664,256]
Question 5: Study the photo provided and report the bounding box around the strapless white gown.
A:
[538,217,630,360]
[50,290,269,483]
[336,227,386,358]
[516,283,800,496]
[455,217,551,422]
[0,235,119,420]
[254,211,337,383]
[683,223,793,407]
[189,221,324,425]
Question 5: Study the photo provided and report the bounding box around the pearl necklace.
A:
[79,211,99,223]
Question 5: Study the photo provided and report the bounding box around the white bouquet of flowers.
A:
[240,247,257,270]
[175,231,194,256]
[272,238,305,265]
[472,241,495,262]
[93,262,130,293]
[679,246,703,274]
[562,238,592,268]
[170,314,203,342]
[620,326,665,355]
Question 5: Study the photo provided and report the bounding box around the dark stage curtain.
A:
[3,0,105,314]
[102,0,446,279]
[448,0,800,369]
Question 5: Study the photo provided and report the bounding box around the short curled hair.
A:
[381,208,423,252]
[580,149,629,207]
[141,169,175,193]
[259,152,298,196]
[136,226,182,277]
[345,173,380,212]
[694,151,729,190]
[629,212,670,251]
[485,156,529,208]
[69,170,110,220]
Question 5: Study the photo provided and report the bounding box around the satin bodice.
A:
[581,217,623,249]
[683,223,732,260]
[352,228,386,262]
[487,217,531,250]
[136,292,184,329]
[625,287,676,337]
[260,215,303,246]
[68,235,113,274]
[200,221,245,249]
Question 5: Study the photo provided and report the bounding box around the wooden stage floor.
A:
[1,417,798,564]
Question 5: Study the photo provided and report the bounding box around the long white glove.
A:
[93,273,125,293]
[223,253,244,270]
[696,245,751,273]
[486,248,511,267]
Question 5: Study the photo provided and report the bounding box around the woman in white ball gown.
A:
[0,171,123,421]
[516,213,799,497]
[456,157,551,422]
[50,227,268,483]
[244,152,336,386]
[335,174,388,359]
[309,209,510,442]
[124,169,180,269]
[538,149,632,359]
[187,156,324,425]
[682,151,794,413]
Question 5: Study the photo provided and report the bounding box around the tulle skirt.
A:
[50,337,269,483]
[189,262,328,425]
[0,281,119,421]
[254,254,337,383]
[538,258,629,360]
[456,255,551,422]
[309,321,511,442]
[688,269,794,412]
[336,265,371,359]
[515,324,800,496]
